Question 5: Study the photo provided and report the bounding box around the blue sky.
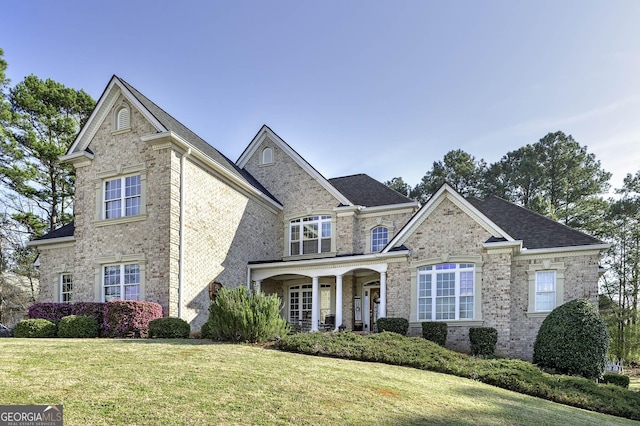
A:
[2,1,639,191]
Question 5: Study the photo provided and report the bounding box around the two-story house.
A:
[30,75,608,359]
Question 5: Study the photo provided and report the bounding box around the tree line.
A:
[386,132,640,360]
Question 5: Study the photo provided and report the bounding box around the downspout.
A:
[178,148,191,319]
[247,266,252,291]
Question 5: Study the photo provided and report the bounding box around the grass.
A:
[0,339,638,425]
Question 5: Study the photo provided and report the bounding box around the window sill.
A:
[412,320,484,327]
[526,311,550,319]
[93,214,147,227]
[111,127,132,136]
[284,252,337,261]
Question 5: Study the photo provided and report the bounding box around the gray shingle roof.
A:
[33,222,75,240]
[328,174,414,207]
[116,77,280,206]
[466,195,604,249]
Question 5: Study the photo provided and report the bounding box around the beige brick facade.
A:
[32,77,604,361]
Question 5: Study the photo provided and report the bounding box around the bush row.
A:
[275,331,640,421]
[28,301,162,337]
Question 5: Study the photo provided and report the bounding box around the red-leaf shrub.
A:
[103,300,162,337]
[28,303,72,321]
[72,303,107,336]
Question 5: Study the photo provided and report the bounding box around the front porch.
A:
[248,256,400,333]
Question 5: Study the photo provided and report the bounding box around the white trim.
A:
[383,184,514,253]
[517,243,610,256]
[236,126,352,206]
[27,236,75,248]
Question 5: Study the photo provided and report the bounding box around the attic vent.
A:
[262,147,273,165]
[116,106,130,130]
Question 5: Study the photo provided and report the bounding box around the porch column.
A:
[311,276,319,331]
[335,274,343,331]
[379,272,387,318]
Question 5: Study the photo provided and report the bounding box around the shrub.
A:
[533,299,609,379]
[469,327,498,356]
[58,315,99,338]
[422,322,447,346]
[28,302,72,321]
[200,321,213,339]
[13,319,57,338]
[207,287,289,343]
[148,317,191,338]
[103,300,163,338]
[602,373,630,388]
[376,318,409,335]
[72,303,106,336]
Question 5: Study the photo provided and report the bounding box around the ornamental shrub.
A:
[602,373,630,388]
[207,287,290,343]
[533,299,609,379]
[13,318,57,338]
[28,302,72,321]
[72,303,106,336]
[148,317,191,338]
[103,300,163,338]
[422,322,448,346]
[58,315,99,338]
[376,318,409,335]
[469,327,498,356]
[200,320,213,339]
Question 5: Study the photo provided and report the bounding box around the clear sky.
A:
[2,1,639,191]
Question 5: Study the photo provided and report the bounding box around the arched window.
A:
[371,226,388,252]
[115,106,130,130]
[262,147,273,164]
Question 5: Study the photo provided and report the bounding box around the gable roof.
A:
[466,195,604,249]
[236,125,353,206]
[328,174,414,207]
[64,76,280,207]
[32,222,75,241]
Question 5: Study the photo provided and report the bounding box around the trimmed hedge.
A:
[533,299,609,379]
[207,287,289,342]
[602,373,630,389]
[422,322,447,346]
[13,319,57,338]
[58,315,99,338]
[469,327,498,356]
[103,300,163,338]
[29,302,106,336]
[148,317,191,339]
[376,318,408,335]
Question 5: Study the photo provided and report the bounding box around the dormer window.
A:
[371,226,389,252]
[261,147,273,165]
[113,105,131,132]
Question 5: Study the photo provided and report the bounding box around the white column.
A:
[311,276,319,331]
[254,280,262,293]
[379,272,387,318]
[335,275,343,331]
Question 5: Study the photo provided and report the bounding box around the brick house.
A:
[29,76,607,359]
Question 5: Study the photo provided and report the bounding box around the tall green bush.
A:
[533,299,609,379]
[422,322,447,346]
[469,327,498,356]
[376,318,408,335]
[207,287,289,343]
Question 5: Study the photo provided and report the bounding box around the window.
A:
[371,226,388,252]
[104,175,141,219]
[417,263,475,321]
[261,147,273,164]
[289,216,332,255]
[60,274,73,303]
[289,284,312,324]
[535,271,556,312]
[103,263,140,301]
[115,106,130,130]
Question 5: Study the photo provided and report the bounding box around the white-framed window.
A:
[371,226,389,252]
[261,147,273,165]
[115,106,130,131]
[417,263,475,321]
[103,263,140,301]
[60,273,73,303]
[289,284,312,323]
[289,215,332,255]
[104,174,141,219]
[535,271,556,312]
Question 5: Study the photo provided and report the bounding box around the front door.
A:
[363,287,380,332]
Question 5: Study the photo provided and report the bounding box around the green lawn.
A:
[0,339,637,426]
